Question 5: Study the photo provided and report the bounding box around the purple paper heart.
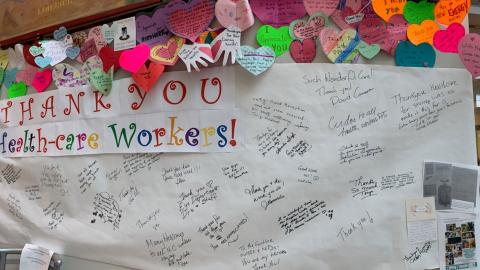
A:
[163,0,216,42]
[136,8,172,46]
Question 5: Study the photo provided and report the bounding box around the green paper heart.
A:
[89,67,113,95]
[403,0,435,24]
[358,42,381,60]
[8,82,27,99]
[256,25,293,57]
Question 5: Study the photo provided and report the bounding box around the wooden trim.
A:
[0,0,164,48]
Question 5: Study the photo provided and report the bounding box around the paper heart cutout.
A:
[102,24,115,44]
[319,27,361,63]
[8,82,27,99]
[29,46,45,57]
[16,65,38,86]
[359,15,408,55]
[395,41,436,67]
[289,39,317,63]
[34,56,52,68]
[53,26,68,41]
[458,33,480,78]
[358,42,381,59]
[236,46,276,76]
[23,44,39,67]
[403,0,435,24]
[251,0,307,28]
[215,0,255,31]
[372,0,406,22]
[434,0,470,26]
[66,46,81,59]
[289,13,328,40]
[79,39,98,62]
[136,8,172,46]
[98,46,121,72]
[256,25,293,57]
[304,0,340,16]
[344,0,363,13]
[52,56,103,88]
[3,68,18,89]
[32,69,52,93]
[407,20,439,46]
[89,68,113,95]
[433,23,465,53]
[40,40,69,66]
[119,43,151,73]
[88,26,107,51]
[164,0,216,42]
[132,62,165,93]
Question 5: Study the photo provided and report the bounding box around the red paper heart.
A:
[164,0,216,42]
[132,62,165,93]
[211,40,222,59]
[358,15,407,55]
[289,39,317,63]
[98,46,121,73]
[32,69,52,93]
[23,44,39,68]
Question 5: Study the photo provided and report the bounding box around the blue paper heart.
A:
[3,68,18,89]
[34,56,52,68]
[53,26,68,41]
[395,41,436,68]
[66,46,80,59]
[236,46,276,76]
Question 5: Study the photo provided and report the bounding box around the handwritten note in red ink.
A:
[250,0,306,28]
[164,0,216,42]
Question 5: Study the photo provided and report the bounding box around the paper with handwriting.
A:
[0,64,476,270]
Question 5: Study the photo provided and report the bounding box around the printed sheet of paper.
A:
[113,17,136,51]
[19,244,53,270]
[0,64,476,270]
[423,161,479,212]
[438,212,478,270]
[406,197,437,243]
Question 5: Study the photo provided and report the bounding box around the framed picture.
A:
[0,0,164,46]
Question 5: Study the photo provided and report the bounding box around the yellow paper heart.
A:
[407,20,439,45]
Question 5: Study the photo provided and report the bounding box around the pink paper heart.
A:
[358,15,407,55]
[199,46,214,59]
[289,39,317,63]
[16,65,38,86]
[433,23,465,53]
[331,7,361,30]
[32,69,52,93]
[458,33,480,78]
[119,43,151,73]
[88,26,107,51]
[291,16,326,40]
[211,40,222,59]
[164,0,216,42]
[320,28,342,53]
[304,0,340,16]
[215,0,255,31]
[251,0,306,28]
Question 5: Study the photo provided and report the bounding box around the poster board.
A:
[0,63,476,269]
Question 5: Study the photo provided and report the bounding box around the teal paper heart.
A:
[236,46,276,76]
[53,26,68,41]
[3,68,18,88]
[358,42,381,60]
[66,46,80,59]
[395,41,436,68]
[34,56,52,68]
[29,45,45,57]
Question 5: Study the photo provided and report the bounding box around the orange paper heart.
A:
[434,0,470,26]
[407,20,439,45]
[132,62,165,93]
[372,0,407,22]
